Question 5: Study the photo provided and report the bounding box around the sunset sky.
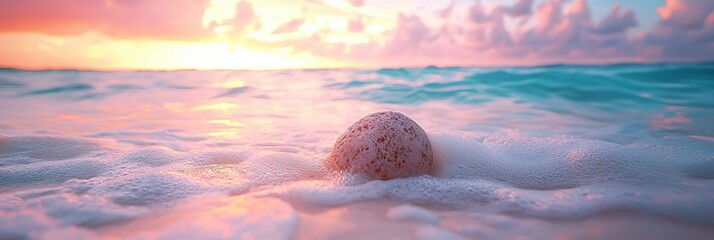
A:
[1,0,713,70]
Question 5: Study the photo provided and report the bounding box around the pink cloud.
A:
[593,4,637,35]
[640,0,714,59]
[441,0,654,63]
[1,0,712,66]
[436,2,455,19]
[657,0,714,30]
[222,0,262,36]
[468,1,493,24]
[371,0,712,64]
[348,17,365,32]
[254,0,711,66]
[383,14,433,56]
[535,0,564,32]
[0,0,213,40]
[253,0,713,65]
[507,0,534,17]
[272,19,304,34]
[348,0,364,7]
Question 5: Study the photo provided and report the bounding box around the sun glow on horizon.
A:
[0,0,712,70]
[0,0,367,70]
[0,32,349,70]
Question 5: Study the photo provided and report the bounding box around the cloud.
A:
[534,0,566,32]
[348,0,364,7]
[593,4,637,35]
[383,14,433,56]
[257,0,713,65]
[348,17,365,32]
[0,0,214,41]
[639,0,714,59]
[1,0,713,67]
[657,0,714,30]
[222,0,262,36]
[375,0,710,64]
[272,19,305,34]
[468,1,493,23]
[519,0,640,59]
[503,0,534,17]
[436,2,455,19]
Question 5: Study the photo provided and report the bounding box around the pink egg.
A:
[327,111,433,180]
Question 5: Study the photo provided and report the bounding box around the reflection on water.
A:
[212,77,246,88]
[103,196,298,239]
[190,102,240,112]
[2,63,712,150]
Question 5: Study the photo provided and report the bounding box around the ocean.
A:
[1,63,713,239]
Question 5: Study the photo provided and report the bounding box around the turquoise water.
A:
[1,63,714,239]
[2,63,713,143]
[332,63,714,140]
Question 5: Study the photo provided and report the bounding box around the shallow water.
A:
[1,63,713,239]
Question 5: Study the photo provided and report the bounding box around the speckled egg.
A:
[326,111,433,180]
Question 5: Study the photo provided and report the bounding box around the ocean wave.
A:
[1,63,714,238]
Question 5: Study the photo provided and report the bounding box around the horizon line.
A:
[1,59,712,72]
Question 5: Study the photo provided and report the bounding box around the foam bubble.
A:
[255,134,714,224]
[93,173,205,207]
[0,135,106,166]
[432,134,680,189]
[0,133,713,238]
[118,147,179,167]
[414,225,462,240]
[0,135,112,190]
[387,204,440,224]
[188,149,253,166]
[429,134,502,179]
[629,136,714,179]
[243,152,327,184]
[27,192,139,227]
[0,158,109,190]
[0,209,95,240]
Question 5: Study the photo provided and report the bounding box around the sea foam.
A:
[1,133,713,239]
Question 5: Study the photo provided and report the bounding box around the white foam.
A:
[0,158,109,190]
[92,173,205,207]
[26,192,139,227]
[431,134,680,189]
[387,204,439,224]
[414,225,462,240]
[118,147,179,167]
[0,209,95,240]
[0,136,113,190]
[254,134,714,224]
[429,134,502,179]
[0,135,106,165]
[0,133,713,238]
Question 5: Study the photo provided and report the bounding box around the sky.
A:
[0,0,713,70]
